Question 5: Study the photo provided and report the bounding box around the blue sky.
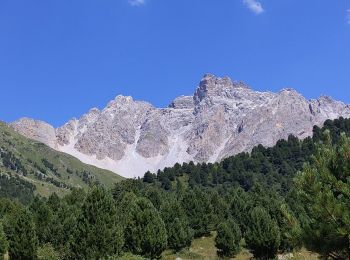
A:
[0,0,349,127]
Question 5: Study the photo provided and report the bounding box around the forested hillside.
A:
[0,117,350,259]
[0,121,123,202]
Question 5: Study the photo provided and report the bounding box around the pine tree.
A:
[295,131,350,258]
[143,171,155,183]
[71,186,124,259]
[4,208,38,260]
[182,188,213,237]
[215,219,241,258]
[123,196,167,259]
[29,196,53,244]
[161,198,192,251]
[167,217,192,252]
[245,206,281,259]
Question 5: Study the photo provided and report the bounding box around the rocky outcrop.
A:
[10,74,350,177]
[10,118,58,149]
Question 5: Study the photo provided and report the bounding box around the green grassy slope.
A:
[0,121,123,198]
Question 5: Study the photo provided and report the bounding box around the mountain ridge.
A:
[10,74,350,177]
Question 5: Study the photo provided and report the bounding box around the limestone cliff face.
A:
[10,74,350,177]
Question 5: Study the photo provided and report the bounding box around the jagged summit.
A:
[194,74,250,104]
[168,95,194,109]
[10,74,350,178]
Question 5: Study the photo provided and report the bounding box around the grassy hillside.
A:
[0,121,123,200]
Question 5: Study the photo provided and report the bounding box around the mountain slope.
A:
[11,74,350,177]
[0,121,123,198]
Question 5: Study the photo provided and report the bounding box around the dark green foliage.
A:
[161,197,193,251]
[29,197,54,243]
[0,222,8,257]
[121,195,167,259]
[245,207,281,259]
[143,171,155,183]
[71,186,124,259]
[42,192,83,258]
[4,208,38,260]
[228,187,252,234]
[215,219,241,258]
[167,217,192,252]
[295,131,350,259]
[151,135,312,195]
[181,188,213,238]
[210,190,230,228]
[144,186,164,211]
[0,173,35,204]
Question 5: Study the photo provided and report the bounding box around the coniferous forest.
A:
[1,117,350,259]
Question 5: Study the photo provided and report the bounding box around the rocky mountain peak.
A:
[168,95,194,109]
[9,74,350,178]
[106,95,134,108]
[194,74,250,104]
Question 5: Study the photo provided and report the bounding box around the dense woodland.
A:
[0,117,350,259]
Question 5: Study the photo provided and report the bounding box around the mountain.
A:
[0,121,123,198]
[10,74,350,178]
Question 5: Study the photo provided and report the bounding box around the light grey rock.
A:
[10,74,350,178]
[169,95,194,109]
[10,118,57,148]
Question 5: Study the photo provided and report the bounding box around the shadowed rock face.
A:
[10,74,350,177]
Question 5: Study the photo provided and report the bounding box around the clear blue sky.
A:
[1,0,350,127]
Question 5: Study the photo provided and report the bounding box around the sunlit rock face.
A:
[10,74,350,177]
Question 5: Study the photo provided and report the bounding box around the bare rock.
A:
[10,74,350,178]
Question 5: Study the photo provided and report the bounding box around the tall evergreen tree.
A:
[295,131,350,259]
[215,219,241,258]
[182,188,213,237]
[161,198,192,251]
[122,195,167,259]
[245,206,281,259]
[4,208,38,260]
[29,197,53,244]
[71,186,124,259]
